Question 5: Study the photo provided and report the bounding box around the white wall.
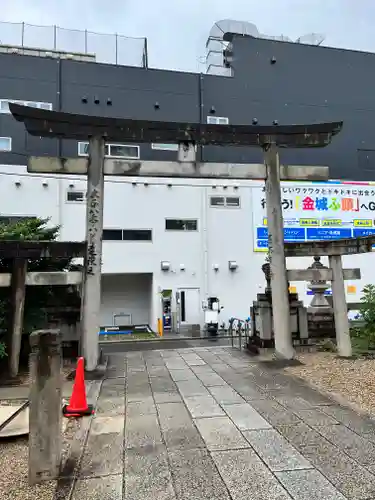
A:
[1,163,374,331]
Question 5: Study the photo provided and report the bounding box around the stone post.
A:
[29,329,62,485]
[81,136,105,371]
[329,255,352,357]
[264,143,294,359]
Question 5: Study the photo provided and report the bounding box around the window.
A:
[210,196,225,207]
[165,219,198,231]
[66,190,85,202]
[207,116,229,125]
[225,196,240,207]
[103,229,123,241]
[122,230,152,241]
[0,137,11,152]
[78,142,140,159]
[152,143,179,151]
[0,99,53,114]
[103,229,152,241]
[210,196,240,208]
[151,143,197,152]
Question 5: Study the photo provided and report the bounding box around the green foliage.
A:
[0,218,80,359]
[353,284,375,351]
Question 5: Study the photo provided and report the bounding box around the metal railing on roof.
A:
[0,20,148,68]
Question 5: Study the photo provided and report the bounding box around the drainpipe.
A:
[202,187,209,300]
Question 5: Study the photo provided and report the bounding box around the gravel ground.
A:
[0,364,74,499]
[285,351,375,416]
[0,437,56,500]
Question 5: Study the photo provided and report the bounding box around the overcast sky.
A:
[2,0,375,71]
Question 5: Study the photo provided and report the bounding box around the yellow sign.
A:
[347,285,356,294]
[263,217,268,226]
[289,286,297,294]
[353,219,372,227]
[321,219,342,226]
[299,218,319,226]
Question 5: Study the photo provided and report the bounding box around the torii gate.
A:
[9,102,342,370]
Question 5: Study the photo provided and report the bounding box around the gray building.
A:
[0,20,375,180]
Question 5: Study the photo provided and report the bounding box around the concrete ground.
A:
[55,346,375,500]
[3,346,375,499]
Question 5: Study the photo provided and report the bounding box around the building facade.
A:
[1,22,375,331]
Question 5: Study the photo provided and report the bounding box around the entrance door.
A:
[179,288,201,325]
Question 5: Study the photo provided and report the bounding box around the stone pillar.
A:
[298,307,309,340]
[264,144,294,359]
[29,329,62,485]
[9,258,27,378]
[258,304,273,342]
[329,255,352,357]
[81,136,105,371]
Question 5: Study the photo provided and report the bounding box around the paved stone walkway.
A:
[62,347,375,500]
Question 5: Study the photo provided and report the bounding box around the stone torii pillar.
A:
[9,102,343,365]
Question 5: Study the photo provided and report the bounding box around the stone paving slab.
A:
[194,416,249,451]
[157,402,205,450]
[243,429,312,471]
[317,424,375,466]
[277,422,375,499]
[275,469,347,500]
[175,379,209,397]
[293,407,339,427]
[208,385,244,405]
[249,398,302,426]
[72,474,123,500]
[124,446,175,500]
[168,449,230,500]
[59,346,375,499]
[223,403,272,430]
[79,432,124,478]
[183,395,225,418]
[169,369,196,382]
[212,448,292,499]
[124,414,163,449]
[125,398,156,417]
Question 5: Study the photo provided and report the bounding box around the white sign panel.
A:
[252,180,375,252]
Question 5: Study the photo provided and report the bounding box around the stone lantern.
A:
[307,256,335,338]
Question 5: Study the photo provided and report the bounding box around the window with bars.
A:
[206,116,229,125]
[78,142,140,159]
[210,196,240,208]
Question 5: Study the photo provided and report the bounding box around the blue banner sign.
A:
[306,228,352,240]
[353,228,375,238]
[257,227,306,241]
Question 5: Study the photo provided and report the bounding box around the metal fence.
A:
[0,21,148,68]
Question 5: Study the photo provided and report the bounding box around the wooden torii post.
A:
[9,102,342,367]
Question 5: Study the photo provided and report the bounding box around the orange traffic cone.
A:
[63,357,94,417]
